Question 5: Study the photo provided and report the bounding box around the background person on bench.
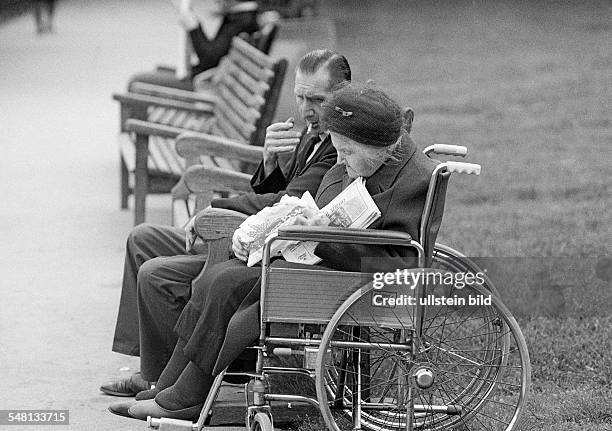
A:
[115,82,438,421]
[103,50,352,399]
[128,0,260,91]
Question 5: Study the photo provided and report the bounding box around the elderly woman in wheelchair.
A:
[113,82,530,431]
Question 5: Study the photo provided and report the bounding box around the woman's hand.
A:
[232,229,249,262]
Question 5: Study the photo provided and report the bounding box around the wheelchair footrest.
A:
[147,417,196,430]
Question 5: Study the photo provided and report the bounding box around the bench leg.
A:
[133,133,149,225]
[120,155,130,209]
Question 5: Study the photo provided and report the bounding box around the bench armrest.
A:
[175,131,264,163]
[124,119,189,138]
[113,92,215,114]
[129,82,217,104]
[193,208,248,240]
[276,226,414,246]
[183,164,253,194]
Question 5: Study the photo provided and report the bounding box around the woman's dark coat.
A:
[174,136,438,375]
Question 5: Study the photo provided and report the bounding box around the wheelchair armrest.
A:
[193,208,248,240]
[276,226,414,246]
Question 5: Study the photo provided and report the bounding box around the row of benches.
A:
[114,33,287,225]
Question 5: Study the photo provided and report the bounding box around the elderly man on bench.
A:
[102,49,352,398]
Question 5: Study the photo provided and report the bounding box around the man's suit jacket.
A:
[210,135,439,375]
[210,133,335,215]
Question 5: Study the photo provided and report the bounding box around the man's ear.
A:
[402,107,414,134]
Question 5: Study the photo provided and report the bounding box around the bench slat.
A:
[220,73,265,111]
[181,112,205,132]
[232,36,275,70]
[159,108,178,125]
[154,137,184,176]
[148,106,166,122]
[228,49,274,84]
[147,137,172,174]
[227,61,270,98]
[216,102,256,142]
[169,110,189,127]
[214,109,247,143]
[218,85,260,125]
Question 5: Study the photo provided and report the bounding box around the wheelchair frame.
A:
[148,152,530,431]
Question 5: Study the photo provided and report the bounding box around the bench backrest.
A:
[244,20,279,54]
[208,36,287,150]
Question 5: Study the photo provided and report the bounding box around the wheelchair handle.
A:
[424,144,468,157]
[445,161,481,175]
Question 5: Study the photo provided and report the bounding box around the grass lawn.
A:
[281,1,611,429]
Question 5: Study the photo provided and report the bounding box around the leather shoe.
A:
[100,372,151,397]
[127,399,203,421]
[108,400,137,419]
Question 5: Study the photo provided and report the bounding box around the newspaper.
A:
[235,177,381,266]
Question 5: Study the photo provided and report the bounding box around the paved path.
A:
[0,1,254,430]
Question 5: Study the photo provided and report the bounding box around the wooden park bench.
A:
[113,36,287,225]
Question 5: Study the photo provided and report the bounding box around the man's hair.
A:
[297,50,351,87]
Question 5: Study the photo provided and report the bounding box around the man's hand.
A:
[184,214,198,252]
[232,229,249,262]
[263,118,301,175]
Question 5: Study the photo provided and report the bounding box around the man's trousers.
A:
[111,223,206,361]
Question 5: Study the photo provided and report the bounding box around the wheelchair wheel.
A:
[432,243,501,297]
[250,412,273,431]
[315,275,530,431]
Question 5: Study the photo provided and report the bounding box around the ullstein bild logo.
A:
[371,291,491,307]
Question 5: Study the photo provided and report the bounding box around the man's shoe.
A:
[100,372,151,397]
[127,399,203,421]
[108,400,137,419]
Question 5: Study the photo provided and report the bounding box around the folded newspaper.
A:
[234,177,381,266]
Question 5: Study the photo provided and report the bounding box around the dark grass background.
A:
[280,1,611,429]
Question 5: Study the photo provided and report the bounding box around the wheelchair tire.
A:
[250,412,273,431]
[432,243,501,297]
[315,275,530,431]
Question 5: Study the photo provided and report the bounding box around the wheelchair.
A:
[148,147,530,431]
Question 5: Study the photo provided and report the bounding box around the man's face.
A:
[294,69,332,135]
